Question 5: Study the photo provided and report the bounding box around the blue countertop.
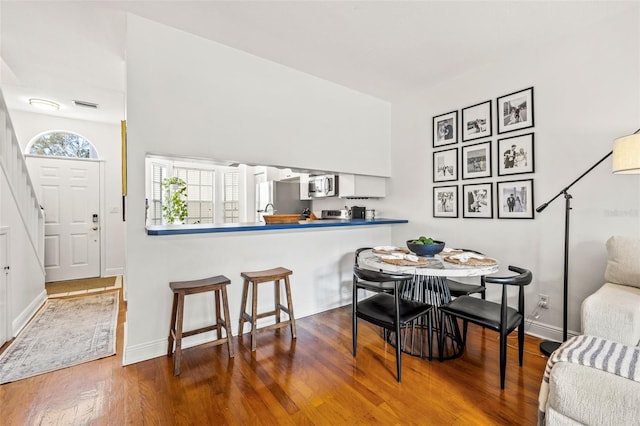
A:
[146,218,408,236]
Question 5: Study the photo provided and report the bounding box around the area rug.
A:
[45,276,118,295]
[0,291,119,384]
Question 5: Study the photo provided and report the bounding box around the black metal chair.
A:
[352,265,433,382]
[438,265,532,389]
[446,277,486,298]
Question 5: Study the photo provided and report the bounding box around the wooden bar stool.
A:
[238,267,296,351]
[167,275,234,376]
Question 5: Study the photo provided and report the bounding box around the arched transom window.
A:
[28,131,98,159]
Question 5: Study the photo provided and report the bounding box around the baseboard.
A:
[524,319,579,343]
[104,267,124,277]
[12,289,47,337]
[123,331,221,366]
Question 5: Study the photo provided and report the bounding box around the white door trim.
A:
[0,227,9,347]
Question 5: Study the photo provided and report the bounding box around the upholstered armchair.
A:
[539,236,640,425]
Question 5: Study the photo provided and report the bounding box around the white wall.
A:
[126,14,391,177]
[122,225,395,364]
[387,7,640,341]
[124,15,397,364]
[11,111,125,277]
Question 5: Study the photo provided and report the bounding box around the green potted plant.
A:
[161,177,188,224]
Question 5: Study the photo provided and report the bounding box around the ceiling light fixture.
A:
[28,98,60,111]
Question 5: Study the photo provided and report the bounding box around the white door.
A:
[0,229,8,347]
[26,157,100,282]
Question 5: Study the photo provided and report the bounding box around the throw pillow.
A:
[604,235,640,288]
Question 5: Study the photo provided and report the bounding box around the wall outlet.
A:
[538,294,549,309]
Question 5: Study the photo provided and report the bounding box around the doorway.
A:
[25,156,101,282]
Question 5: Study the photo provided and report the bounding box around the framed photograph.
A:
[462,100,492,142]
[462,183,493,218]
[462,141,492,180]
[497,87,534,134]
[432,110,458,148]
[433,185,458,218]
[497,179,534,219]
[498,133,535,176]
[433,148,458,182]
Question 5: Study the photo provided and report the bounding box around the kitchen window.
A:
[145,156,242,226]
[175,167,214,224]
[223,172,240,223]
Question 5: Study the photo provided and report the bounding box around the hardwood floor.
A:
[0,290,548,425]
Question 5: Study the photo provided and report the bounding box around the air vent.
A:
[72,100,98,109]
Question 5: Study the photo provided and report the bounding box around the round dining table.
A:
[358,247,499,360]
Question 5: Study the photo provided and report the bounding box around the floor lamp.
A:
[537,129,640,357]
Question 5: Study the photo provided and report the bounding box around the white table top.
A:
[358,248,499,278]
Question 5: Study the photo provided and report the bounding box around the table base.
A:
[385,275,464,360]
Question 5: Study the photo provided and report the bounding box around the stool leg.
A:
[168,292,179,356]
[221,285,235,358]
[250,281,258,351]
[214,288,222,339]
[274,278,281,332]
[173,292,185,376]
[284,275,296,339]
[238,278,249,336]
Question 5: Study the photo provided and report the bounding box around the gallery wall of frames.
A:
[432,87,535,219]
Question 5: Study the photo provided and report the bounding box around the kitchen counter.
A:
[146,218,408,236]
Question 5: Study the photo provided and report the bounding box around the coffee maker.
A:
[351,206,366,220]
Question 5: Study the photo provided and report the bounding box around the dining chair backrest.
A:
[354,247,372,265]
[353,248,411,293]
[353,265,413,284]
[487,265,532,323]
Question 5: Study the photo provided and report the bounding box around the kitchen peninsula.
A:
[147,217,408,235]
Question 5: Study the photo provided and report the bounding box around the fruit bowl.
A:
[406,239,445,257]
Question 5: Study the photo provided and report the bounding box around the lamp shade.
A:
[613,133,640,174]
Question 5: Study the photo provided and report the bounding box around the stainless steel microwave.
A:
[308,175,338,198]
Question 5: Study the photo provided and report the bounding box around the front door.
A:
[26,156,100,282]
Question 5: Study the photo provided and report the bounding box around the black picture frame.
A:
[497,179,535,219]
[433,185,458,218]
[462,141,492,180]
[497,133,535,176]
[433,148,458,182]
[432,110,458,148]
[462,182,493,218]
[497,87,534,134]
[462,100,492,142]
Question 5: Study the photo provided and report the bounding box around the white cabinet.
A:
[279,168,301,181]
[338,174,386,198]
[299,174,311,200]
[253,166,281,181]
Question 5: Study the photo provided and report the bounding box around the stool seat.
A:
[239,267,296,351]
[240,267,292,283]
[168,275,234,376]
[170,274,231,292]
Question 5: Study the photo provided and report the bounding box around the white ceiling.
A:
[0,1,633,125]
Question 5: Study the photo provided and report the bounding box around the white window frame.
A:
[145,156,244,226]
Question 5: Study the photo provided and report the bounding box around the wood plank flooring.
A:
[0,290,548,425]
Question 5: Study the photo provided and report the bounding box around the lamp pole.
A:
[536,151,612,356]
